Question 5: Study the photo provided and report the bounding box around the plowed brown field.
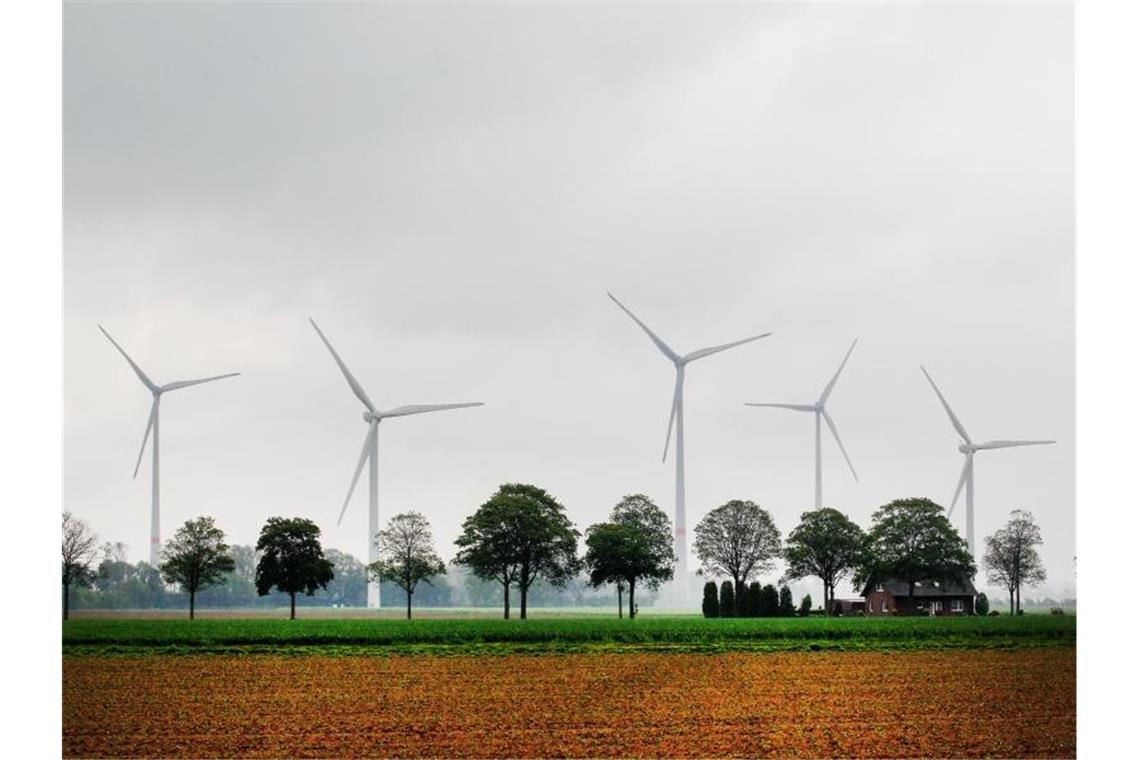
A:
[64,649,1074,758]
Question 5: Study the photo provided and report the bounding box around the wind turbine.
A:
[607,293,772,607]
[99,326,240,566]
[920,365,1055,555]
[744,339,859,508]
[310,318,483,609]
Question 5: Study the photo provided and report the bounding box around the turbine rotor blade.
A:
[684,332,772,363]
[161,373,241,392]
[822,409,858,482]
[975,439,1056,450]
[920,366,972,444]
[337,421,377,526]
[662,368,683,462]
[310,318,376,413]
[380,402,484,419]
[606,292,679,362]
[98,325,158,392]
[744,402,817,412]
[132,397,159,479]
[948,455,971,518]
[818,338,858,406]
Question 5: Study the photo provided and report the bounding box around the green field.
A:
[63,614,1076,656]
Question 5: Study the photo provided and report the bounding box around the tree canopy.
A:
[159,516,236,619]
[370,511,446,619]
[855,497,975,602]
[784,507,867,615]
[454,483,579,619]
[254,517,335,619]
[984,509,1046,614]
[62,511,99,621]
[693,500,782,614]
[584,494,675,618]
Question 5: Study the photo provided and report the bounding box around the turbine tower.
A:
[920,365,1055,556]
[608,293,772,608]
[745,339,859,508]
[310,319,483,609]
[99,326,240,566]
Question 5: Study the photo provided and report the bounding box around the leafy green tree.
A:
[62,511,99,621]
[778,585,795,617]
[159,517,236,620]
[975,591,990,616]
[369,512,446,619]
[798,593,813,617]
[255,517,335,619]
[719,580,736,618]
[759,583,780,617]
[701,581,719,618]
[743,581,762,617]
[784,507,868,615]
[584,494,675,619]
[983,510,1046,614]
[694,500,782,616]
[855,497,976,612]
[454,483,579,619]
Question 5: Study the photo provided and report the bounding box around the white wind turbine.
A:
[99,326,240,566]
[744,339,859,508]
[608,293,772,607]
[920,365,1055,556]
[310,319,483,609]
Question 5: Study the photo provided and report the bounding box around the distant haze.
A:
[64,2,1074,599]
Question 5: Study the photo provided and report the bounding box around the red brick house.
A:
[861,578,977,616]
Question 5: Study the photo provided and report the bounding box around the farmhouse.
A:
[861,578,977,616]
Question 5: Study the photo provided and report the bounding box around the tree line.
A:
[62,488,1049,620]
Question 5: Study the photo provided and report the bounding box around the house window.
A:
[933,601,942,612]
[951,599,964,612]
[881,600,887,613]
[875,583,884,592]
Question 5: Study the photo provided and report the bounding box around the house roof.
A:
[861,578,977,597]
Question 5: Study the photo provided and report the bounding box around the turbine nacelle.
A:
[958,443,975,454]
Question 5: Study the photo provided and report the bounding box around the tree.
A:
[984,510,1046,615]
[742,581,761,617]
[158,517,236,620]
[784,507,868,615]
[62,511,99,621]
[702,581,719,618]
[321,549,367,607]
[779,585,795,617]
[454,483,579,620]
[694,500,782,616]
[975,591,990,616]
[584,494,675,619]
[798,593,812,617]
[369,512,446,620]
[855,498,976,613]
[254,517,335,619]
[759,584,780,617]
[719,580,736,617]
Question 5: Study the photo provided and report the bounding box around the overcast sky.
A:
[64,2,1074,599]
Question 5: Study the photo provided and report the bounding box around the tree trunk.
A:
[406,589,412,620]
[190,590,195,620]
[628,578,636,619]
[502,580,510,620]
[824,581,830,616]
[1016,583,1021,615]
[618,585,623,618]
[63,581,69,621]
[1009,589,1015,615]
[520,581,528,620]
[290,592,296,620]
[733,575,742,617]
